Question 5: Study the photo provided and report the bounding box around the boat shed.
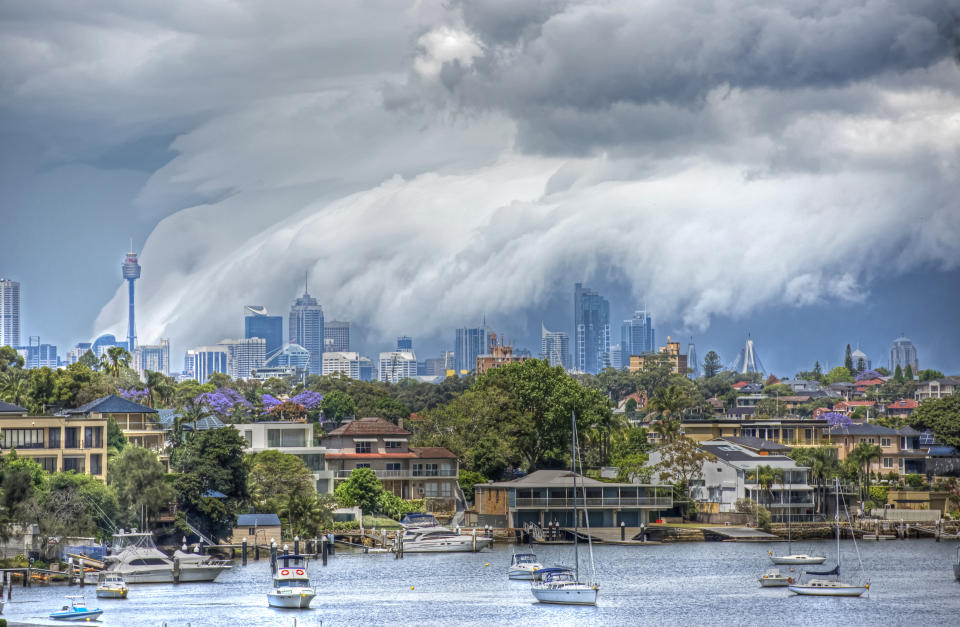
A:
[231,513,282,545]
[473,470,672,529]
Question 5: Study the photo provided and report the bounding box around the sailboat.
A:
[530,412,599,606]
[788,477,869,597]
[769,475,825,565]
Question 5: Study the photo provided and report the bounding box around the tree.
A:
[844,344,854,375]
[270,400,306,421]
[247,450,315,515]
[646,384,693,441]
[101,346,131,380]
[849,440,882,499]
[458,470,487,503]
[78,349,100,370]
[374,397,409,424]
[653,438,713,519]
[790,446,841,514]
[910,395,960,449]
[172,427,249,542]
[144,370,176,408]
[748,464,784,510]
[903,364,914,381]
[635,352,676,397]
[108,446,174,528]
[856,357,866,374]
[334,467,383,514]
[702,351,722,379]
[320,390,356,426]
[0,345,25,371]
[893,364,904,383]
[107,416,127,454]
[813,361,823,381]
[918,369,944,382]
[824,366,854,385]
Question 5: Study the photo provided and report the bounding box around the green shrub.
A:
[868,485,889,505]
[905,474,927,489]
[331,521,360,531]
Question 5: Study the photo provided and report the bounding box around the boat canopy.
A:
[401,513,439,527]
[806,565,839,576]
[512,554,538,565]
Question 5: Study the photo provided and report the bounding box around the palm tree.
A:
[850,441,882,503]
[101,346,131,380]
[647,384,693,442]
[749,464,785,513]
[0,368,30,408]
[145,370,175,408]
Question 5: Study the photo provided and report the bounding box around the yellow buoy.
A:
[411,586,415,590]
[484,563,489,567]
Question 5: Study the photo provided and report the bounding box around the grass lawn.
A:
[362,515,402,529]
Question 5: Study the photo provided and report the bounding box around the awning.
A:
[352,438,378,442]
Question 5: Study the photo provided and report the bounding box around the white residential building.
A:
[378,350,417,383]
[234,421,334,493]
[322,351,361,379]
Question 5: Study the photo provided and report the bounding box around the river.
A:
[4,538,958,626]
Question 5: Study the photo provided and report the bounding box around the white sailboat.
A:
[788,477,869,597]
[769,476,825,565]
[530,411,599,606]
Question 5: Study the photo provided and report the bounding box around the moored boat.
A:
[758,568,792,587]
[267,554,316,609]
[508,553,543,580]
[769,552,826,566]
[101,530,174,583]
[398,514,493,553]
[50,596,104,621]
[173,547,232,582]
[96,572,128,599]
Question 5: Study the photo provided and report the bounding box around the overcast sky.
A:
[2,0,960,376]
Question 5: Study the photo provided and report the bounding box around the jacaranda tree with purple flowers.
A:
[196,388,253,422]
[118,387,149,403]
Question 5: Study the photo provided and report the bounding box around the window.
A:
[63,456,85,473]
[64,427,79,449]
[48,427,61,448]
[244,430,253,447]
[782,428,794,442]
[881,438,892,448]
[355,463,371,469]
[385,440,403,449]
[883,457,893,469]
[441,482,452,497]
[267,429,305,447]
[249,528,256,535]
[89,454,103,475]
[84,426,103,449]
[36,456,57,472]
[2,428,44,449]
[386,463,402,471]
[413,463,439,477]
[805,428,813,442]
[424,482,439,497]
[355,441,371,454]
[297,453,325,471]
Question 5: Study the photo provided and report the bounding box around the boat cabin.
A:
[511,553,538,567]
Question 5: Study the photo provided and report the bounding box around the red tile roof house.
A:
[321,417,459,514]
[833,400,877,419]
[885,399,919,418]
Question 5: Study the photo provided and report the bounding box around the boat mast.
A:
[572,410,579,582]
[835,476,841,574]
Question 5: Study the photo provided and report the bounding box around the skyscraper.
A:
[133,339,171,376]
[540,324,571,370]
[324,320,350,353]
[574,283,610,374]
[379,350,418,383]
[454,327,489,375]
[0,278,21,348]
[288,282,324,375]
[121,246,141,352]
[620,310,655,357]
[396,336,413,350]
[244,305,283,359]
[686,339,699,378]
[322,351,361,379]
[186,346,229,383]
[219,337,266,380]
[889,336,919,373]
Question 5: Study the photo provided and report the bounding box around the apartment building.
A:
[235,421,334,494]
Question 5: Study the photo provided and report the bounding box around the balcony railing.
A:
[334,469,457,479]
[514,497,674,508]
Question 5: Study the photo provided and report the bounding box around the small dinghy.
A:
[50,596,104,621]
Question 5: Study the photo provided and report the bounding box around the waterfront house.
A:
[230,512,282,545]
[473,470,672,528]
[914,376,960,400]
[0,405,108,480]
[885,399,919,418]
[321,417,459,512]
[235,421,334,494]
[63,394,163,461]
[680,416,828,447]
[648,439,816,522]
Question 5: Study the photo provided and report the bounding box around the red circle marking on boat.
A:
[296,569,304,575]
[280,569,289,575]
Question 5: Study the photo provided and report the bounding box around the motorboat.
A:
[530,411,599,606]
[508,553,544,580]
[100,530,175,583]
[50,596,104,621]
[531,570,599,605]
[173,546,232,582]
[758,568,792,587]
[398,514,493,553]
[769,551,826,566]
[788,477,869,598]
[267,554,316,609]
[96,572,129,599]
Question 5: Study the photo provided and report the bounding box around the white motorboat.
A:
[508,553,544,580]
[398,514,493,553]
[789,477,869,598]
[758,568,792,587]
[769,552,826,565]
[531,411,599,606]
[96,572,129,598]
[173,547,232,582]
[267,554,316,609]
[101,530,175,583]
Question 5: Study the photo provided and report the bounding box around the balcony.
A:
[334,468,457,480]
[514,497,674,508]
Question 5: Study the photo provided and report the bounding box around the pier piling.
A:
[242,538,248,566]
[270,541,278,574]
[294,536,300,555]
[321,537,328,566]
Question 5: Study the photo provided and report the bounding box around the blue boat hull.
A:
[50,609,104,621]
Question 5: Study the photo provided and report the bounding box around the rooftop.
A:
[236,513,281,527]
[699,440,803,470]
[0,400,28,414]
[722,436,792,453]
[326,416,409,437]
[480,469,643,489]
[64,394,157,415]
[825,423,900,436]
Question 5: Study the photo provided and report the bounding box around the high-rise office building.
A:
[358,356,375,381]
[889,336,919,373]
[686,340,699,378]
[378,350,418,383]
[397,336,413,351]
[574,283,611,374]
[185,346,229,383]
[609,344,624,370]
[324,320,350,353]
[540,324,571,370]
[322,351,361,379]
[269,343,312,371]
[620,310,655,358]
[133,339,170,376]
[454,327,489,375]
[121,246,141,352]
[288,284,324,375]
[0,278,21,348]
[19,336,58,369]
[66,342,92,365]
[92,333,125,358]
[244,305,283,360]
[219,337,266,380]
